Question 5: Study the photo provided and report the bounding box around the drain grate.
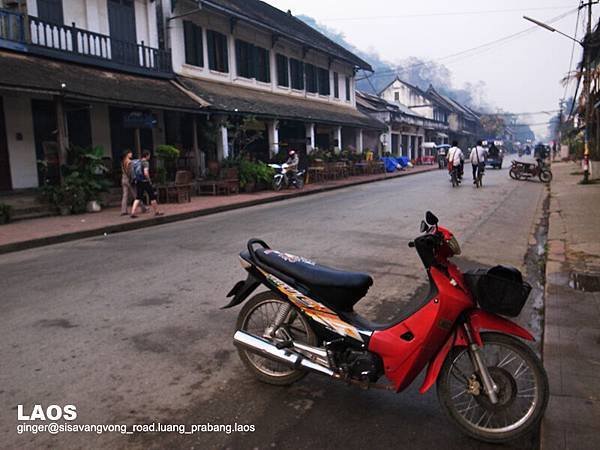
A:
[569,272,600,292]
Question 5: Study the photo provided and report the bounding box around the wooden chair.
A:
[197,165,239,195]
[167,170,194,203]
[221,168,239,195]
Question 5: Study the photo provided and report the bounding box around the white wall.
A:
[27,0,155,46]
[381,80,434,119]
[169,6,358,109]
[3,95,39,189]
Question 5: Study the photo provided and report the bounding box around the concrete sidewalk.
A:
[0,165,437,254]
[541,162,600,450]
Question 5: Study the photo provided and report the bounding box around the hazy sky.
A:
[265,0,596,139]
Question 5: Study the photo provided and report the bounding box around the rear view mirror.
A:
[420,220,428,233]
[425,211,439,226]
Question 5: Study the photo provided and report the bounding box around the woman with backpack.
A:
[120,150,147,216]
[130,150,164,218]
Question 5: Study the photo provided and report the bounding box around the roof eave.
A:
[197,0,372,71]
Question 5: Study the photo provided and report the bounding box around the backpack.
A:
[131,159,145,183]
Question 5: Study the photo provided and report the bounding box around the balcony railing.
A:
[0,9,172,77]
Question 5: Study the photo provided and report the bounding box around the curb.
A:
[0,166,437,255]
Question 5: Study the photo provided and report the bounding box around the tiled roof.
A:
[0,50,202,111]
[177,77,385,129]
[200,0,371,70]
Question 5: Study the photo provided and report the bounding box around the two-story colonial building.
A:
[165,0,384,165]
[378,77,451,157]
[0,0,383,192]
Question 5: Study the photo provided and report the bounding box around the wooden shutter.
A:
[37,0,64,24]
[194,25,203,67]
[276,54,289,87]
[334,72,339,98]
[207,30,215,70]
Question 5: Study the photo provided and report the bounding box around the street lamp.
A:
[524,8,595,182]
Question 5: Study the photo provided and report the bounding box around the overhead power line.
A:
[356,7,579,81]
[562,3,582,102]
[321,5,577,22]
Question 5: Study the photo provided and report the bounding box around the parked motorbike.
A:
[509,159,552,183]
[224,212,548,443]
[269,163,305,191]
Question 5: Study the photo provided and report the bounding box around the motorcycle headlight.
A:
[448,235,461,255]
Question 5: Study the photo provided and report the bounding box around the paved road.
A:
[0,162,547,450]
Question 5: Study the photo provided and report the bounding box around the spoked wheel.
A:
[509,168,520,180]
[236,292,316,385]
[272,177,283,191]
[437,332,548,443]
[539,170,553,183]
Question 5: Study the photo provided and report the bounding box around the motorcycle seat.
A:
[253,249,373,312]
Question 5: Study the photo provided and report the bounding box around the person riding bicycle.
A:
[447,141,463,182]
[470,140,487,185]
[285,150,300,184]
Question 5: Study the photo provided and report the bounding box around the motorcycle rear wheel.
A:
[539,170,553,183]
[236,292,317,385]
[509,168,520,180]
[437,332,548,443]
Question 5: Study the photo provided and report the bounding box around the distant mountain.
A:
[297,15,488,110]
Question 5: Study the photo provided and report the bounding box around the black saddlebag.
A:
[464,265,532,317]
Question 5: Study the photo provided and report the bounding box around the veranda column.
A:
[192,115,202,178]
[355,128,363,153]
[334,126,342,153]
[267,119,279,158]
[305,123,315,154]
[216,122,229,161]
[54,95,68,178]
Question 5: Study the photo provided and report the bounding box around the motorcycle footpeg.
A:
[275,340,293,349]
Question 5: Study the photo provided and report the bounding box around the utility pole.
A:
[582,0,597,182]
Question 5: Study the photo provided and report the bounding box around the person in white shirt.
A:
[470,140,488,184]
[447,141,464,180]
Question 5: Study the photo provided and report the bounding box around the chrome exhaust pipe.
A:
[233,330,335,377]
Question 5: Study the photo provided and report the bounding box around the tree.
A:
[480,115,506,138]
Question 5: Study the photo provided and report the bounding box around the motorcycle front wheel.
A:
[272,177,283,191]
[236,292,317,385]
[437,332,548,443]
[539,170,553,183]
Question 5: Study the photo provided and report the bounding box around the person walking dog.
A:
[130,151,163,218]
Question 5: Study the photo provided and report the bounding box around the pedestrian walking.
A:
[470,140,487,184]
[120,150,147,216]
[130,151,163,218]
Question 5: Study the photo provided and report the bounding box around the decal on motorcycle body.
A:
[259,269,364,342]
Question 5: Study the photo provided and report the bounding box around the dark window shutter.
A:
[37,0,64,24]
[183,21,203,67]
[208,30,228,72]
[207,30,215,69]
[346,76,351,101]
[318,68,330,95]
[334,72,339,98]
[276,54,289,87]
[221,33,229,73]
[194,25,203,67]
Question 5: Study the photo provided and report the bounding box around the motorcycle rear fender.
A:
[418,309,534,394]
[222,270,261,309]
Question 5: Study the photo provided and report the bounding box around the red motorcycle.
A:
[225,212,548,443]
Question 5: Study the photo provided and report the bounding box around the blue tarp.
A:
[382,156,409,172]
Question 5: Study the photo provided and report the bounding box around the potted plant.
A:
[0,203,11,224]
[239,160,258,192]
[155,145,180,181]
